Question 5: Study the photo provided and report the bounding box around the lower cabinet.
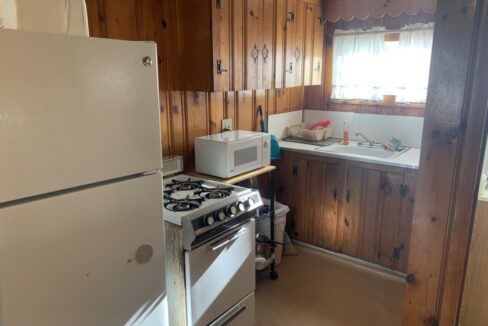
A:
[276,150,418,273]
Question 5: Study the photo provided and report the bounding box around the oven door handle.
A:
[210,228,246,252]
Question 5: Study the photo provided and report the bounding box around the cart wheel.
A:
[270,270,278,280]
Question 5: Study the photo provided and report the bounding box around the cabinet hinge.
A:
[400,184,409,198]
[216,0,221,9]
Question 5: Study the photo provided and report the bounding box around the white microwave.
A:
[195,130,271,178]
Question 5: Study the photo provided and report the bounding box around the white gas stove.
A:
[163,174,261,325]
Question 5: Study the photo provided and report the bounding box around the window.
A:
[331,23,434,104]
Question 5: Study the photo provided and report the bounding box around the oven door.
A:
[227,137,263,177]
[185,220,255,326]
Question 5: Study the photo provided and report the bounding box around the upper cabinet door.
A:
[284,0,298,88]
[294,0,307,86]
[258,0,275,89]
[245,0,260,90]
[232,0,246,90]
[303,3,315,86]
[274,0,287,88]
[311,3,324,85]
[212,0,232,91]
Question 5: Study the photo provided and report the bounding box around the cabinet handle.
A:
[333,187,338,201]
[262,44,269,63]
[287,10,295,22]
[295,47,301,61]
[314,61,321,72]
[285,62,293,73]
[346,190,351,203]
[252,44,259,64]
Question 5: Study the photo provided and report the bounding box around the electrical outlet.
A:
[222,118,232,131]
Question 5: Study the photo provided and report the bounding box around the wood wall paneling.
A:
[402,0,482,324]
[85,0,305,168]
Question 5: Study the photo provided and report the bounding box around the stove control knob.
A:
[205,215,215,226]
[246,198,255,208]
[237,201,246,212]
[215,210,226,221]
[226,205,237,217]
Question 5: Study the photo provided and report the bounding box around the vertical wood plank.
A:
[212,0,231,91]
[184,92,209,171]
[274,0,287,88]
[320,162,340,250]
[255,89,267,131]
[403,0,480,323]
[245,0,260,89]
[259,0,275,89]
[311,3,324,85]
[358,169,382,263]
[159,91,171,156]
[209,92,225,134]
[169,91,186,158]
[232,0,245,90]
[237,90,254,130]
[293,158,309,241]
[103,0,139,40]
[225,91,238,130]
[303,2,314,86]
[376,173,403,270]
[341,166,363,257]
[275,88,289,113]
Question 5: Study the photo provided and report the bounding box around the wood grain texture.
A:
[459,200,488,325]
[402,0,481,324]
[437,1,488,323]
[164,222,187,326]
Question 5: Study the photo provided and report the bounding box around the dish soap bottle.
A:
[343,120,349,145]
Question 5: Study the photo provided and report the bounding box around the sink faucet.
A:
[356,133,375,147]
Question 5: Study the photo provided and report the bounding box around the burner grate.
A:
[164,195,205,212]
[195,187,234,200]
[165,178,204,192]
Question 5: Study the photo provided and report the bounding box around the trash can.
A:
[256,199,289,265]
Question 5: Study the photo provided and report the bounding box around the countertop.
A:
[279,140,421,169]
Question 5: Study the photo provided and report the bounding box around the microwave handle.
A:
[262,135,271,165]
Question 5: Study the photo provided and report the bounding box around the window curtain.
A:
[331,23,434,103]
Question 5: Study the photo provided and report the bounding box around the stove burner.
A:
[195,187,234,200]
[164,195,205,212]
[165,178,204,192]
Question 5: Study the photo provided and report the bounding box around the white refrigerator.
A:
[0,29,167,325]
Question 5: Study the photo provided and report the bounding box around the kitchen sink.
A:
[317,144,410,159]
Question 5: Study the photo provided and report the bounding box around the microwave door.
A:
[228,138,263,177]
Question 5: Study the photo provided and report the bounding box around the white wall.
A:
[303,110,424,147]
[0,0,88,36]
[268,110,304,139]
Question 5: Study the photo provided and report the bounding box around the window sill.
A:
[328,100,425,117]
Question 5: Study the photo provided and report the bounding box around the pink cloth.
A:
[310,119,331,130]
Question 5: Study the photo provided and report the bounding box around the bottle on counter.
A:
[343,120,349,145]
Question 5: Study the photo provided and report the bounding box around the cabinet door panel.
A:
[320,162,340,250]
[305,160,326,245]
[212,0,231,91]
[341,166,363,257]
[311,3,324,85]
[245,0,260,89]
[274,0,287,88]
[259,0,275,89]
[284,0,297,88]
[232,0,246,90]
[376,173,404,269]
[294,0,306,86]
[358,170,382,263]
[303,3,314,86]
[293,158,309,241]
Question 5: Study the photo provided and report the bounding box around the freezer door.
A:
[0,29,162,204]
[0,174,167,326]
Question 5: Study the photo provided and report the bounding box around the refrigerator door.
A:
[0,29,162,204]
[0,174,167,326]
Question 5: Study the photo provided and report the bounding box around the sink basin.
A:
[317,145,409,159]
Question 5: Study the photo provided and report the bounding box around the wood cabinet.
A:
[163,0,322,91]
[277,150,417,273]
[282,0,323,88]
[245,0,275,90]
